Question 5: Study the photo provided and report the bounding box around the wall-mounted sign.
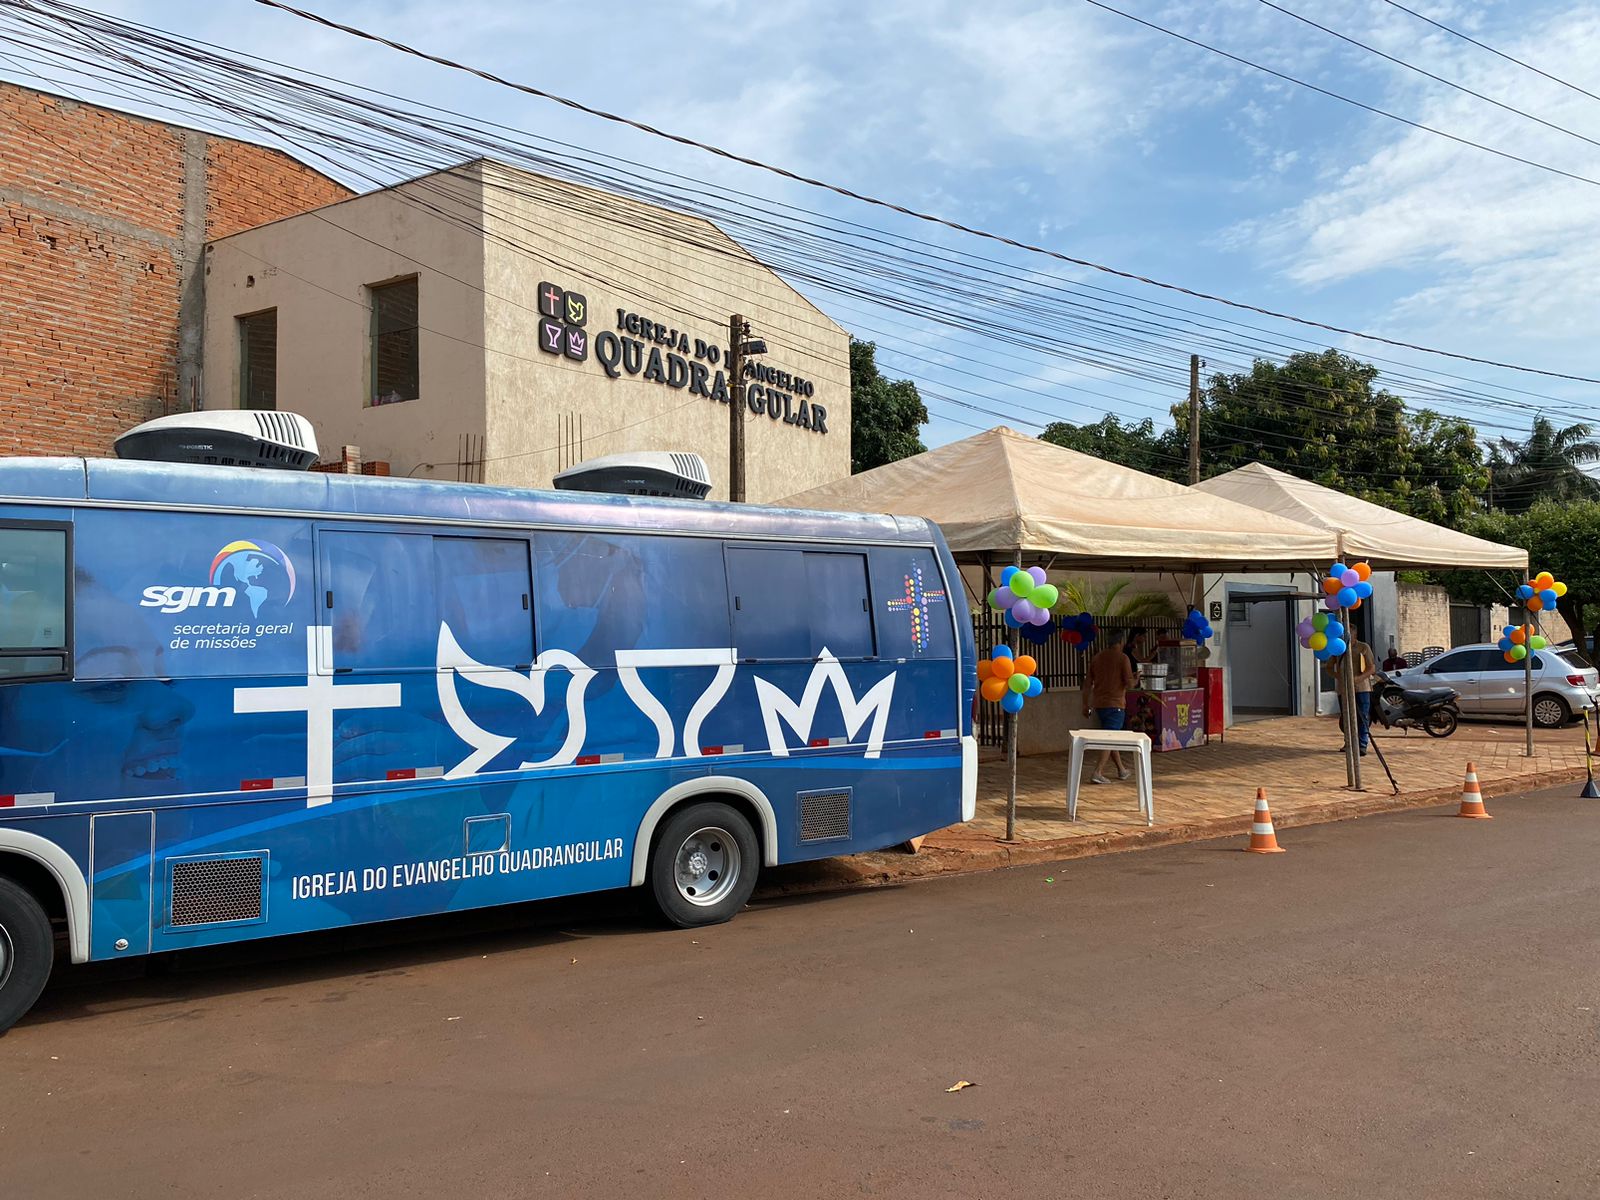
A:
[536,281,829,436]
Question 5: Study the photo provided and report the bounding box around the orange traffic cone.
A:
[1457,762,1491,819]
[1246,787,1286,853]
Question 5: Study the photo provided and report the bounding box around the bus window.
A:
[434,537,533,668]
[727,546,874,662]
[321,530,436,672]
[0,524,69,680]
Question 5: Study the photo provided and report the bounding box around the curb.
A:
[755,765,1592,899]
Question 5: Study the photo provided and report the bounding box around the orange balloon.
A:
[1351,598,1362,609]
[1322,577,1341,595]
[1510,627,1526,644]
[991,657,1015,680]
[1504,651,1517,663]
[1014,654,1037,677]
[1535,572,1554,589]
[1354,562,1372,581]
[980,677,1008,703]
[977,660,994,681]
[1529,596,1544,612]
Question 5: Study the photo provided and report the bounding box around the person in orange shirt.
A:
[1082,630,1136,784]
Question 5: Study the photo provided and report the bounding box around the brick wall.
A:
[1396,583,1453,654]
[0,83,352,457]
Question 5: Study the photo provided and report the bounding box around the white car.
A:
[1389,643,1599,727]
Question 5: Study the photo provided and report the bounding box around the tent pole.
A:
[1525,605,1537,758]
[1341,603,1363,791]
[1006,549,1021,842]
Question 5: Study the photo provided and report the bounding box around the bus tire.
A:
[0,877,53,1035]
[648,802,759,928]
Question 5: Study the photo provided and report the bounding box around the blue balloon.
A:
[991,644,1013,659]
[1504,625,1519,638]
[1330,562,1347,578]
[1025,675,1043,697]
[1517,584,1535,600]
[1541,588,1558,607]
[1498,638,1512,651]
[1325,619,1344,638]
[1001,566,1019,585]
[1336,587,1358,608]
[1326,637,1348,657]
[1354,581,1373,600]
[1001,691,1025,714]
[1003,610,1023,629]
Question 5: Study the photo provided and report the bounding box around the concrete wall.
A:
[204,167,488,474]
[1396,583,1452,654]
[478,163,851,501]
[1,82,351,455]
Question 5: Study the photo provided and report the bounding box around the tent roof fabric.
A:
[778,427,1337,570]
[1193,462,1527,571]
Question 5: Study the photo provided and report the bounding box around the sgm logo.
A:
[141,540,298,616]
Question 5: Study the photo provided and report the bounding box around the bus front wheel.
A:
[0,877,53,1034]
[649,802,760,928]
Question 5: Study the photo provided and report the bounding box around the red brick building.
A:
[0,83,352,457]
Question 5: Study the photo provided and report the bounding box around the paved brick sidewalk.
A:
[760,715,1595,895]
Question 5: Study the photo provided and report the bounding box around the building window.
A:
[238,309,277,411]
[369,277,419,406]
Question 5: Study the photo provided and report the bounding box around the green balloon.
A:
[987,588,1000,609]
[1009,574,1034,599]
[1312,612,1328,631]
[1510,643,1528,660]
[1008,672,1031,694]
[1032,583,1059,609]
[1530,635,1548,650]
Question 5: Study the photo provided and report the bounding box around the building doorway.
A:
[1226,587,1296,721]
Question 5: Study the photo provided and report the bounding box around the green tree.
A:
[1435,502,1600,661]
[1057,577,1177,620]
[1489,417,1600,513]
[1189,350,1489,527]
[1039,415,1183,481]
[849,340,927,473]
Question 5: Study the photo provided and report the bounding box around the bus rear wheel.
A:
[0,877,53,1034]
[649,802,759,928]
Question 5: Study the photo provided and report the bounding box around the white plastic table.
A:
[1067,729,1153,825]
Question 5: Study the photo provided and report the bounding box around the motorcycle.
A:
[1373,671,1460,737]
[1339,672,1460,738]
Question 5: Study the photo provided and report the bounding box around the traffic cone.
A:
[1246,787,1285,853]
[1457,762,1491,819]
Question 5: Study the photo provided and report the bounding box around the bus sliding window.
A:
[0,524,70,681]
[727,546,875,662]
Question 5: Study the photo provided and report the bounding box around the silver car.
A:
[1390,643,1599,727]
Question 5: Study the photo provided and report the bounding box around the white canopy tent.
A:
[1192,463,1527,571]
[780,427,1337,570]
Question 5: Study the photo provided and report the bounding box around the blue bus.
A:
[0,458,975,1030]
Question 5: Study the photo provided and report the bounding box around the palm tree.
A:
[1057,578,1177,619]
[1491,417,1600,513]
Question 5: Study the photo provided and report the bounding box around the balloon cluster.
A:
[1297,610,1348,661]
[977,645,1043,714]
[1320,561,1373,611]
[1498,623,1548,663]
[1058,611,1098,647]
[1019,617,1056,647]
[989,566,1058,628]
[1515,570,1566,614]
[1181,608,1214,643]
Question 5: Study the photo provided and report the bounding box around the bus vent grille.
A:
[170,856,265,926]
[798,788,852,843]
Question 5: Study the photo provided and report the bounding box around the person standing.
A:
[1123,628,1146,677]
[1083,630,1136,784]
[1326,637,1377,755]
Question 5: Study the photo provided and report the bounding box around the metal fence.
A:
[970,609,1184,748]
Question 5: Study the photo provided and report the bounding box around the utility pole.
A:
[1188,353,1202,486]
[728,314,747,503]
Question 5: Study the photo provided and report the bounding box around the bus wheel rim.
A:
[0,922,12,993]
[674,826,741,907]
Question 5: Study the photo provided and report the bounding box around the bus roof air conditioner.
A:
[114,411,320,471]
[553,452,712,500]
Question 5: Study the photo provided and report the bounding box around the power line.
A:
[1379,0,1600,107]
[1083,0,1600,191]
[229,0,1600,386]
[1256,0,1600,153]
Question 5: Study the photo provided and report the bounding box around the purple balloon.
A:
[1030,608,1052,626]
[1027,566,1048,587]
[1340,568,1359,587]
[1323,595,1340,612]
[1012,599,1038,623]
[996,586,1019,610]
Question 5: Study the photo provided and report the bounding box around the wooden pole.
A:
[1006,550,1022,842]
[1525,606,1537,757]
[1188,353,1201,486]
[1341,606,1363,791]
[728,314,747,503]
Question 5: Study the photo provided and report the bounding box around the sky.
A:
[4,0,1598,453]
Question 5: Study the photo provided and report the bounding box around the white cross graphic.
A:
[234,626,402,807]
